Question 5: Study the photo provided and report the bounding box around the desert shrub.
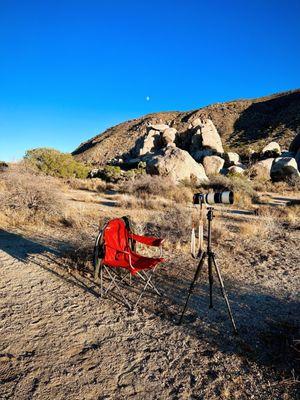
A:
[96,165,123,182]
[286,175,300,190]
[199,174,259,208]
[142,206,191,247]
[255,204,300,227]
[24,148,90,179]
[117,193,170,210]
[67,178,107,192]
[0,169,64,224]
[95,164,146,183]
[121,175,192,204]
[238,217,279,239]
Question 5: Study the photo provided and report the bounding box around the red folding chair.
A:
[93,217,165,308]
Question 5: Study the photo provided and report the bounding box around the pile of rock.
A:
[250,136,300,181]
[121,119,300,184]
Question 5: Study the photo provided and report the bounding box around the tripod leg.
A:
[208,253,214,309]
[211,254,238,335]
[178,252,206,325]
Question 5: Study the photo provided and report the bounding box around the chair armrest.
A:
[129,233,164,247]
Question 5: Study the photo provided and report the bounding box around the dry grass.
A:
[120,175,193,204]
[255,205,300,227]
[238,218,278,239]
[0,166,65,227]
[66,178,108,192]
[117,193,171,210]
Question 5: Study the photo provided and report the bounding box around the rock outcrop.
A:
[224,152,240,167]
[132,129,161,157]
[161,128,177,147]
[250,158,274,180]
[262,142,281,155]
[203,156,224,176]
[190,119,224,155]
[227,165,245,175]
[271,157,300,182]
[146,146,209,184]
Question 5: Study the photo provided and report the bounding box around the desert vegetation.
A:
[25,148,90,179]
[0,158,299,399]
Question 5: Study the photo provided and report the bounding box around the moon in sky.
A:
[146,96,150,101]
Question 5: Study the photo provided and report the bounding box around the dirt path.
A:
[0,224,299,399]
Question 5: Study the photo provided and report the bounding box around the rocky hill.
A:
[73,89,300,166]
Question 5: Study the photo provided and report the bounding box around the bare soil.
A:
[0,190,299,399]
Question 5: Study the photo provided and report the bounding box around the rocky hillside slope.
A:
[73,90,300,166]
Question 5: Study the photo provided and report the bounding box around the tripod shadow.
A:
[144,259,300,374]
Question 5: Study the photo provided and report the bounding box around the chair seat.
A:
[103,251,164,274]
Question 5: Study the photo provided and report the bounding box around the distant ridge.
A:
[73,89,300,165]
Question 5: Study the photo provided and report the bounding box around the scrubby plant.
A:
[120,174,192,204]
[24,148,90,179]
[95,164,146,182]
[0,169,65,224]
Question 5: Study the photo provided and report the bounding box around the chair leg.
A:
[94,259,101,281]
[100,265,103,297]
[104,266,132,309]
[134,267,158,309]
[137,271,161,296]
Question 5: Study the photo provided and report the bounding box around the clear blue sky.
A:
[0,0,299,161]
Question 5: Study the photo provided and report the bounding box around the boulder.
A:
[227,165,246,175]
[191,118,201,128]
[148,123,170,132]
[200,119,224,153]
[161,128,177,147]
[224,152,240,167]
[289,133,300,153]
[133,130,161,157]
[271,157,300,182]
[262,142,281,155]
[203,156,224,176]
[146,146,209,184]
[250,158,274,180]
[190,119,223,154]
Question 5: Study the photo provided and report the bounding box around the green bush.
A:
[24,148,90,179]
[95,164,146,182]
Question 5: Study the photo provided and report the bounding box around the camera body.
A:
[193,191,234,205]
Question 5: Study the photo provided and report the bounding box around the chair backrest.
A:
[103,218,131,263]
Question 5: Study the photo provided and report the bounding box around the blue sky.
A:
[0,0,299,161]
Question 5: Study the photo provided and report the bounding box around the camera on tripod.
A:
[179,189,238,334]
[193,191,234,206]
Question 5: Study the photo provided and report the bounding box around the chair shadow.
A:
[0,229,128,307]
[1,229,299,374]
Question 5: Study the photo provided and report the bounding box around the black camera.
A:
[193,191,234,205]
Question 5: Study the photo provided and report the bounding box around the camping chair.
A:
[93,217,165,308]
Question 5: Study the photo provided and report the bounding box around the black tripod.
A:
[179,207,238,334]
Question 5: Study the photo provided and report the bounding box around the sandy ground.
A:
[0,190,300,399]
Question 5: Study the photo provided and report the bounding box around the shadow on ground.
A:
[0,229,299,377]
